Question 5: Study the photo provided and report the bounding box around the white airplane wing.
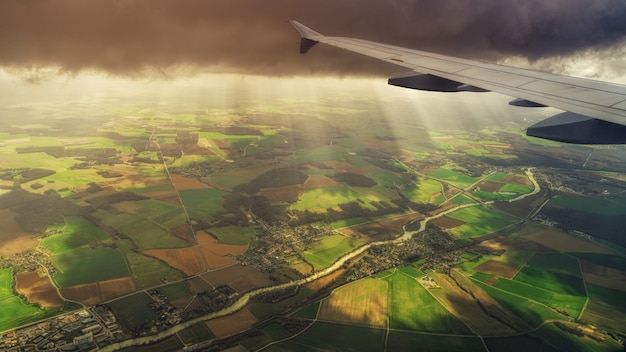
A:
[290,21,626,144]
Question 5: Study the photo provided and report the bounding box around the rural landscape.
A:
[0,75,625,351]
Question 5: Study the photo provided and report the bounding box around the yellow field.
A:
[318,278,388,328]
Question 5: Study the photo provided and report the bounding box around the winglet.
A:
[290,21,323,54]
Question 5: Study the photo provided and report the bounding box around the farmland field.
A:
[41,216,109,254]
[205,226,257,245]
[50,247,130,287]
[387,331,486,352]
[429,168,480,188]
[178,188,228,222]
[385,269,471,333]
[473,280,565,326]
[401,178,444,205]
[303,234,364,270]
[94,210,189,250]
[266,321,386,352]
[549,193,626,216]
[15,272,64,308]
[124,250,185,289]
[318,277,388,327]
[291,184,369,212]
[447,206,518,239]
[107,292,159,330]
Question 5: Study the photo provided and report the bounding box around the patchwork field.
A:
[447,206,518,239]
[384,269,471,333]
[60,276,137,305]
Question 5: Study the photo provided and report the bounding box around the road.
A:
[101,168,541,351]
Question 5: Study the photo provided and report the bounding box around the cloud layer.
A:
[2,0,626,78]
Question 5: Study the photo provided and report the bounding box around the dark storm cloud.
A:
[1,0,625,77]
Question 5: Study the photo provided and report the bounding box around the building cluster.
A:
[0,307,119,352]
[148,290,183,327]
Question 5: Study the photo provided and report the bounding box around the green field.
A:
[0,268,62,332]
[500,183,534,194]
[208,225,257,245]
[486,173,508,182]
[124,250,185,289]
[178,188,228,222]
[387,331,486,352]
[42,216,109,254]
[94,210,189,250]
[178,323,215,345]
[401,179,444,205]
[532,323,624,352]
[550,194,626,216]
[329,217,370,229]
[514,254,585,296]
[157,282,192,303]
[429,168,480,188]
[266,321,385,352]
[473,280,564,327]
[303,235,364,270]
[450,194,476,205]
[385,270,471,333]
[116,199,188,233]
[50,247,130,287]
[107,292,159,330]
[447,206,518,239]
[291,184,370,212]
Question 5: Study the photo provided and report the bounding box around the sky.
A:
[2,0,626,82]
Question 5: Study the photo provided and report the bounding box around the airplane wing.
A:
[290,21,626,144]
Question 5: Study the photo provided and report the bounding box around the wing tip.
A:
[290,20,322,54]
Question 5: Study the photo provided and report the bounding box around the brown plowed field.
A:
[143,190,180,205]
[197,231,247,256]
[580,261,626,291]
[170,174,211,190]
[476,180,503,192]
[201,249,235,269]
[474,260,519,278]
[144,247,207,275]
[503,174,532,186]
[521,226,616,254]
[0,209,39,257]
[348,213,421,242]
[201,264,274,293]
[206,308,258,337]
[15,272,64,308]
[431,215,465,229]
[260,184,302,202]
[303,175,339,188]
[60,276,136,305]
[99,277,138,301]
